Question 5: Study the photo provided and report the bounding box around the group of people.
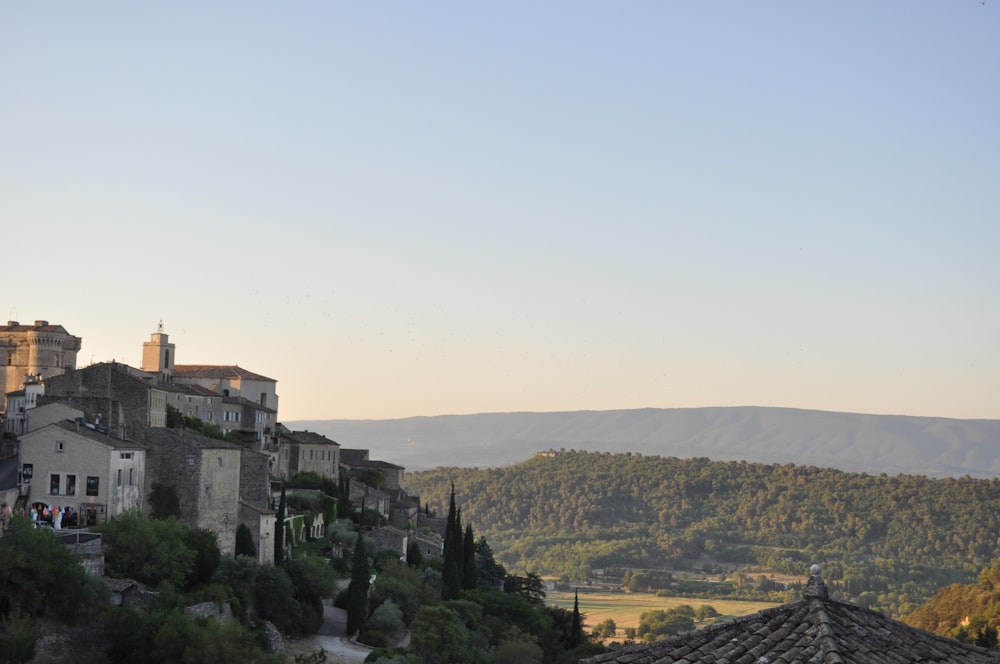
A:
[27,503,78,529]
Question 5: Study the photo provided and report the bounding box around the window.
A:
[50,474,61,495]
[117,469,122,487]
[86,476,99,496]
[66,475,77,496]
[120,452,133,460]
[129,468,134,485]
[56,441,65,452]
[21,463,33,483]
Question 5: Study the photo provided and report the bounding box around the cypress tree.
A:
[346,532,370,635]
[454,507,465,586]
[274,484,286,565]
[235,523,256,558]
[462,523,478,590]
[570,589,583,648]
[442,483,462,599]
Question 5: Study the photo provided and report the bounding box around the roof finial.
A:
[157,319,164,333]
[803,563,829,600]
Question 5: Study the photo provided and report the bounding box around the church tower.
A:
[142,320,175,381]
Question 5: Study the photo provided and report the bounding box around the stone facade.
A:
[19,420,147,524]
[370,525,408,559]
[44,362,168,430]
[239,499,276,565]
[137,426,243,555]
[0,320,81,414]
[275,429,340,481]
[340,448,404,490]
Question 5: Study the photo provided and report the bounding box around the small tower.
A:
[142,320,175,381]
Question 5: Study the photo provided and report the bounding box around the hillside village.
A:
[0,319,444,573]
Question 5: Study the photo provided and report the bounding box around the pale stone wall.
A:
[19,422,145,520]
[239,501,276,565]
[296,442,339,478]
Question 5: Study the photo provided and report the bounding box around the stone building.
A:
[340,449,405,491]
[137,426,241,556]
[274,429,340,481]
[0,320,81,414]
[18,419,147,525]
[4,373,47,434]
[140,326,280,449]
[44,361,169,431]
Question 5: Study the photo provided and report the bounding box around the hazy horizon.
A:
[5,3,997,422]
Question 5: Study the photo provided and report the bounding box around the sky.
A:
[2,2,998,422]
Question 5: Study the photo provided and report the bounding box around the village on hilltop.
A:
[0,319,444,575]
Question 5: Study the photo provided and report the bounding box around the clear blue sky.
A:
[3,2,997,421]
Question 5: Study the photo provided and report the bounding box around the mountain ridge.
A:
[288,406,1000,478]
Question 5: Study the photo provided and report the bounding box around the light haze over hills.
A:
[290,407,1000,478]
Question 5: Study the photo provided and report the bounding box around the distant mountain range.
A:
[288,406,1000,478]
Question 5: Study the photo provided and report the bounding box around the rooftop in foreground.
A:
[582,567,1000,664]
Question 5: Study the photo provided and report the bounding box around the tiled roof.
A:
[283,430,340,446]
[173,364,275,382]
[43,420,147,449]
[582,573,1000,664]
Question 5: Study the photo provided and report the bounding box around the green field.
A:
[547,589,779,633]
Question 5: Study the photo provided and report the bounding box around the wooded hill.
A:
[403,450,1000,615]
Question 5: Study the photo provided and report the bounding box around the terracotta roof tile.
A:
[173,364,275,382]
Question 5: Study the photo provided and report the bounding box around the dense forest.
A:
[903,563,1000,647]
[404,450,1000,615]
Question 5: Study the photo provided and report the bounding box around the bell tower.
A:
[142,320,175,381]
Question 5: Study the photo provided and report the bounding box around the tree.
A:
[369,599,405,639]
[148,483,181,520]
[368,559,440,625]
[570,590,583,648]
[274,484,286,565]
[592,618,617,639]
[0,517,88,619]
[97,511,195,589]
[476,537,506,590]
[442,483,462,600]
[410,605,472,664]
[504,572,546,605]
[0,612,41,664]
[637,606,695,639]
[184,528,221,587]
[347,532,371,635]
[406,539,424,568]
[252,565,298,633]
[286,555,338,633]
[235,523,256,558]
[462,523,478,591]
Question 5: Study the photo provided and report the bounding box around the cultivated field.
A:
[546,589,779,633]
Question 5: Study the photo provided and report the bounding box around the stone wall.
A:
[239,449,270,509]
[137,427,242,555]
